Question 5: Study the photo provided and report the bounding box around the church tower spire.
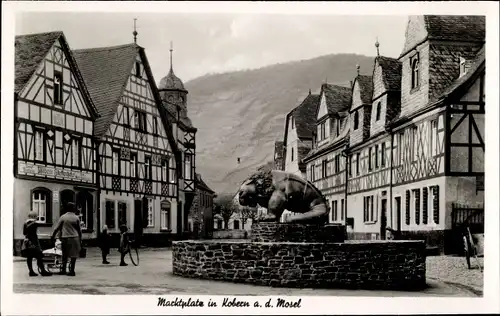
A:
[133,18,138,44]
[169,41,173,72]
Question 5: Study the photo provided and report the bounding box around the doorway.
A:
[394,196,402,237]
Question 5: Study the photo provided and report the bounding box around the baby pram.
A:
[39,239,63,274]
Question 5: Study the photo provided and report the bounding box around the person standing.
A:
[118,224,130,266]
[21,211,52,277]
[98,225,111,264]
[51,202,82,276]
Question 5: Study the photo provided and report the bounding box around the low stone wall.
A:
[172,240,426,291]
[251,222,346,243]
[212,229,248,239]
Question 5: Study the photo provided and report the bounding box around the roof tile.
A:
[322,84,351,115]
[290,93,321,139]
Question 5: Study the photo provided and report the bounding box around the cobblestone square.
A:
[13,248,481,297]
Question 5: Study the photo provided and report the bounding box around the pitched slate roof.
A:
[73,43,138,137]
[15,31,63,92]
[322,84,352,115]
[425,15,485,42]
[356,75,374,105]
[290,93,321,139]
[196,173,215,194]
[376,56,402,91]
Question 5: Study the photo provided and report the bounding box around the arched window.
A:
[76,191,93,230]
[353,111,359,130]
[60,189,75,215]
[31,187,52,224]
[411,56,420,89]
[376,102,382,121]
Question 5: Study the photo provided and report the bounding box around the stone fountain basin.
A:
[172,239,426,291]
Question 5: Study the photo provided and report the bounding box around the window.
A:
[130,153,137,178]
[381,143,386,167]
[112,150,120,175]
[32,188,51,223]
[414,189,421,225]
[144,156,152,180]
[348,156,352,177]
[363,195,375,222]
[161,204,170,230]
[331,200,338,222]
[118,202,127,227]
[341,199,345,221]
[432,186,440,224]
[105,200,116,229]
[411,54,420,90]
[398,132,404,164]
[368,147,373,171]
[336,120,340,136]
[322,160,328,178]
[321,123,326,140]
[153,117,158,135]
[169,156,176,183]
[54,71,63,105]
[35,130,44,161]
[134,111,147,132]
[310,165,315,181]
[135,62,142,78]
[430,120,437,156]
[375,145,379,169]
[161,158,168,182]
[291,148,294,161]
[185,154,192,180]
[123,107,130,126]
[356,153,360,175]
[334,155,340,173]
[76,191,93,230]
[72,138,81,167]
[376,102,381,121]
[353,111,359,130]
[147,198,154,227]
[233,220,240,229]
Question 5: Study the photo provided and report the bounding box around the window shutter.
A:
[422,187,428,224]
[405,190,410,225]
[415,189,420,225]
[363,197,367,222]
[433,186,440,224]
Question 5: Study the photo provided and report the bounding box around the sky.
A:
[15,12,408,84]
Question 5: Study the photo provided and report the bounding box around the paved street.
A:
[427,255,484,295]
[13,248,480,296]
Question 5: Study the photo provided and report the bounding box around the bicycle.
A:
[127,238,140,266]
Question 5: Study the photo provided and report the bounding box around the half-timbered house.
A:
[387,15,485,253]
[73,43,182,245]
[158,45,197,237]
[13,32,99,253]
[302,83,351,225]
[282,91,320,178]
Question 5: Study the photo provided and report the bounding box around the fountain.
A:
[172,170,426,290]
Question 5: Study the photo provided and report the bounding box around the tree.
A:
[239,206,258,229]
[213,193,238,229]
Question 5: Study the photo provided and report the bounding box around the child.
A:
[118,224,130,266]
[98,225,111,264]
[21,211,52,276]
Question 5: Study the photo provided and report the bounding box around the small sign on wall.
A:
[53,191,59,203]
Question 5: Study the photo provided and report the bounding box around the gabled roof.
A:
[15,31,98,118]
[196,173,215,194]
[15,31,62,93]
[425,15,485,42]
[73,43,180,160]
[288,93,320,139]
[390,45,485,126]
[355,75,373,105]
[376,56,402,92]
[321,83,351,116]
[73,44,139,137]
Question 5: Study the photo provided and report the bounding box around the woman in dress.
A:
[51,202,82,276]
[22,211,52,276]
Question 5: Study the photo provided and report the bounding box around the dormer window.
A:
[336,119,340,136]
[411,53,420,90]
[353,111,359,130]
[376,102,381,121]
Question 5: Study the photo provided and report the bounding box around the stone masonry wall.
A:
[250,222,346,243]
[172,240,426,291]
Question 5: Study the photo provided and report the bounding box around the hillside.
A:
[185,53,375,194]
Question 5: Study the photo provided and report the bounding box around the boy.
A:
[118,224,130,266]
